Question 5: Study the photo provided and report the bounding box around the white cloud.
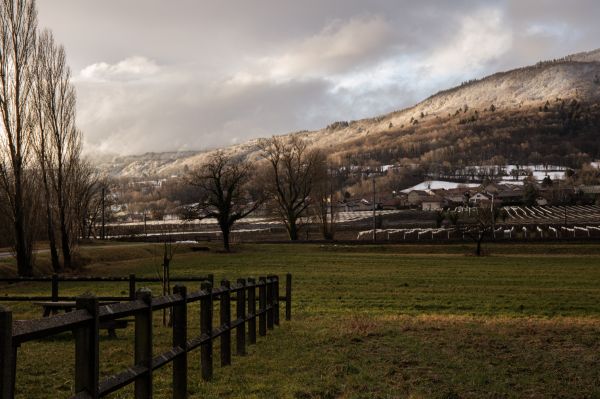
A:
[78,56,160,82]
[425,8,513,78]
[268,16,391,80]
[329,8,513,111]
[228,16,393,86]
[525,23,581,42]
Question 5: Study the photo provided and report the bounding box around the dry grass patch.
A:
[327,314,600,398]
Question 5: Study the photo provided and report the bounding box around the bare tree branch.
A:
[187,151,261,251]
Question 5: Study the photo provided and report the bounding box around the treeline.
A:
[179,136,340,250]
[0,0,99,275]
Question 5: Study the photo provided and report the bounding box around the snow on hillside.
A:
[401,181,480,193]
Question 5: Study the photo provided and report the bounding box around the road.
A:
[0,242,151,260]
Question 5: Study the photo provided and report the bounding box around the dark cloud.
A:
[36,0,600,155]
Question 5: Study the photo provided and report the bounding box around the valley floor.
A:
[1,242,600,398]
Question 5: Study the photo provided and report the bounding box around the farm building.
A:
[380,195,408,209]
[433,188,471,206]
[422,195,444,211]
[408,190,433,206]
[469,192,494,207]
[496,188,524,205]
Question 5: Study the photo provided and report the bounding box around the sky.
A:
[36,0,600,155]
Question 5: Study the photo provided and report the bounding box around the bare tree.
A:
[33,29,81,269]
[188,152,260,251]
[456,207,507,256]
[31,29,59,271]
[68,159,99,244]
[311,160,338,240]
[0,0,38,276]
[258,136,325,240]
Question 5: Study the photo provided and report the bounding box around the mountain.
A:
[95,49,600,178]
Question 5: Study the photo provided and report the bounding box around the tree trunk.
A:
[42,169,60,272]
[46,210,60,272]
[476,233,483,256]
[59,212,72,269]
[14,171,33,277]
[58,161,72,269]
[14,211,32,276]
[287,217,299,241]
[222,224,231,252]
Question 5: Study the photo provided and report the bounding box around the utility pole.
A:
[491,193,495,238]
[329,167,334,239]
[101,186,106,240]
[372,175,376,242]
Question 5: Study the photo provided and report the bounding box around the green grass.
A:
[2,242,600,398]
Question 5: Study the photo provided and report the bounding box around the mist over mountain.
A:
[95,48,600,178]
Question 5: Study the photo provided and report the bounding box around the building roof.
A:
[401,180,480,193]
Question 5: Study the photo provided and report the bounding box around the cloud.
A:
[260,16,393,81]
[425,8,513,79]
[74,16,403,155]
[78,56,160,82]
[75,57,340,155]
[329,7,513,111]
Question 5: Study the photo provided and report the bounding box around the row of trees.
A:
[188,134,530,255]
[0,0,98,275]
[187,136,336,251]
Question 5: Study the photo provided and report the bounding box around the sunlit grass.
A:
[2,242,600,398]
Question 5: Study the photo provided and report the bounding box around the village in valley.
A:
[97,160,600,244]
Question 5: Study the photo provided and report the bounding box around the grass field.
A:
[1,242,600,398]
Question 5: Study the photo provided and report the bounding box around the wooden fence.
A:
[0,274,292,399]
[0,274,214,302]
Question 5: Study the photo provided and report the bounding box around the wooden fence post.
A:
[220,280,231,367]
[172,285,187,399]
[247,278,256,345]
[200,281,213,381]
[135,289,153,399]
[236,279,246,356]
[51,274,59,304]
[273,275,280,326]
[75,295,100,399]
[258,277,267,337]
[266,277,274,330]
[207,274,214,286]
[0,306,14,399]
[129,274,137,300]
[286,273,292,321]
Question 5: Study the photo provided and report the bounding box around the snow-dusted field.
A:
[108,210,406,228]
[503,205,600,224]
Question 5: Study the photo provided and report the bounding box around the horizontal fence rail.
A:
[0,273,292,399]
[0,274,214,302]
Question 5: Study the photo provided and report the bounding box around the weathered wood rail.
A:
[0,273,292,399]
[0,274,214,302]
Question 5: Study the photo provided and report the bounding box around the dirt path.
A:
[0,242,150,260]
